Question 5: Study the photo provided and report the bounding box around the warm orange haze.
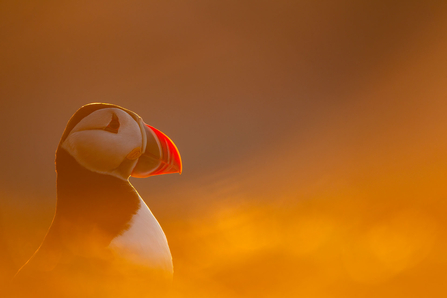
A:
[1,1,447,297]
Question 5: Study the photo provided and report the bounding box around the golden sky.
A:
[1,1,447,297]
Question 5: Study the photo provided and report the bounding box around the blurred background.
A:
[1,1,447,297]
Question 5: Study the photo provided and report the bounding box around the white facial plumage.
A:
[61,108,144,180]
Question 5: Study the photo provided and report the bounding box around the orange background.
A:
[1,1,447,297]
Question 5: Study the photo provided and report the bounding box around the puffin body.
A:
[12,103,181,296]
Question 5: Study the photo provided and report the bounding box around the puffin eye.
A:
[104,113,120,133]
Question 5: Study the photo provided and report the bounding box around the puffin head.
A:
[57,103,182,180]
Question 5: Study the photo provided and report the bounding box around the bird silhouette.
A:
[11,103,181,297]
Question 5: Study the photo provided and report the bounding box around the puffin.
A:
[12,103,181,297]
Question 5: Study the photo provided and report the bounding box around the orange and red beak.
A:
[131,124,182,178]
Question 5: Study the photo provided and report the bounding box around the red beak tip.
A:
[134,124,182,177]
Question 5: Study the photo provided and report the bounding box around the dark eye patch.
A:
[104,113,120,133]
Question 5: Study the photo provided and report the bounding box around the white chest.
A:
[108,197,173,274]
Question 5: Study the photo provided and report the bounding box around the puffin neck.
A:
[55,148,140,238]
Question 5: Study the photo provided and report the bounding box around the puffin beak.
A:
[131,123,182,178]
